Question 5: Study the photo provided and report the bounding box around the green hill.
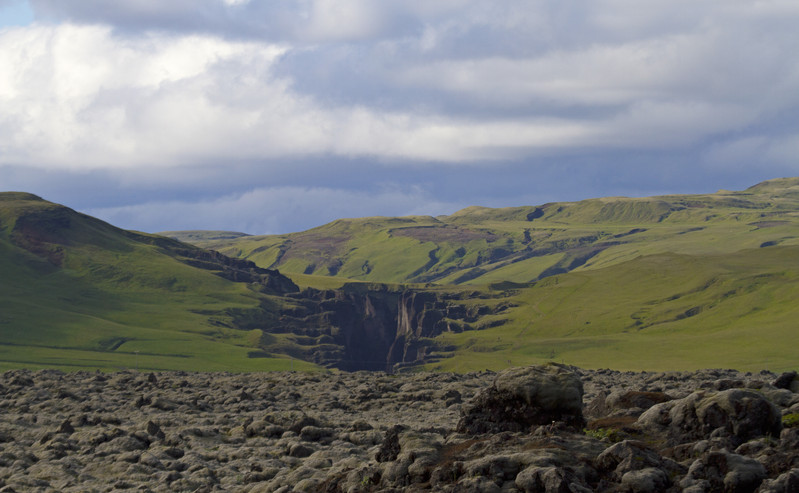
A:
[427,245,799,372]
[189,178,799,286]
[165,178,799,372]
[0,192,317,372]
[4,179,799,373]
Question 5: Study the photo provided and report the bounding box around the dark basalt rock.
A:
[457,363,584,434]
[606,390,674,412]
[636,389,783,447]
[758,468,799,492]
[595,440,685,486]
[680,451,766,492]
[375,425,405,463]
[274,285,500,371]
[774,371,798,392]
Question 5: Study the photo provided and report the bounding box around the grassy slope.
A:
[0,193,317,372]
[178,178,799,373]
[5,179,799,373]
[426,245,799,373]
[196,178,799,288]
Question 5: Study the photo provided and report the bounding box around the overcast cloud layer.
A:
[1,0,798,234]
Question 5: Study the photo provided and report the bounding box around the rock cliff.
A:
[271,285,497,372]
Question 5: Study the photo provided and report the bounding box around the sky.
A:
[1,0,798,235]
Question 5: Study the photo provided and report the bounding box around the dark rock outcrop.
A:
[636,389,783,447]
[774,371,798,392]
[273,285,499,371]
[457,363,584,434]
[172,247,299,294]
[680,451,767,492]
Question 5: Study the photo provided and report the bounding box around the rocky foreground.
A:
[0,365,797,492]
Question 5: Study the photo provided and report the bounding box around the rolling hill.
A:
[3,178,799,373]
[165,178,799,372]
[0,192,502,373]
[182,178,799,286]
[0,192,318,372]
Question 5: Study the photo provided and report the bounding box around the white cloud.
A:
[4,22,727,171]
[0,24,292,167]
[2,0,798,229]
[302,0,388,42]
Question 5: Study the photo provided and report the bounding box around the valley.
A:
[3,178,799,372]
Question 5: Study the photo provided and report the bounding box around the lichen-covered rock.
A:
[621,467,671,493]
[515,465,592,493]
[680,451,766,492]
[595,440,684,485]
[637,389,782,446]
[605,390,673,413]
[375,425,404,463]
[757,468,799,492]
[457,363,584,434]
[2,367,798,492]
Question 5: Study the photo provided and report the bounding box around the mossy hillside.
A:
[192,178,799,285]
[5,180,799,373]
[423,245,799,373]
[0,193,318,372]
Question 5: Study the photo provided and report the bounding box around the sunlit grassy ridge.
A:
[171,178,799,372]
[426,246,799,373]
[4,179,799,373]
[190,178,799,286]
[0,193,318,372]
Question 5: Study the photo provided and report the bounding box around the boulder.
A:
[637,389,782,446]
[375,425,404,463]
[595,440,684,485]
[457,364,584,434]
[757,468,799,493]
[620,467,670,493]
[680,451,766,492]
[515,465,592,493]
[605,390,673,413]
[773,371,798,393]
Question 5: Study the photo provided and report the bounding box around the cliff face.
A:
[273,286,494,372]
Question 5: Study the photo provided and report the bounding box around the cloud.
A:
[0,24,603,169]
[2,1,798,233]
[27,0,424,42]
[4,4,797,170]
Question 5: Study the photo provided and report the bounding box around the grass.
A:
[423,246,799,373]
[194,178,799,288]
[0,193,321,372]
[5,179,799,373]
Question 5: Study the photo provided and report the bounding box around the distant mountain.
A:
[186,177,799,285]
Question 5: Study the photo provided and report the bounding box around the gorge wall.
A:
[265,285,498,372]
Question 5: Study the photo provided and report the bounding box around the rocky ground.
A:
[0,365,797,492]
